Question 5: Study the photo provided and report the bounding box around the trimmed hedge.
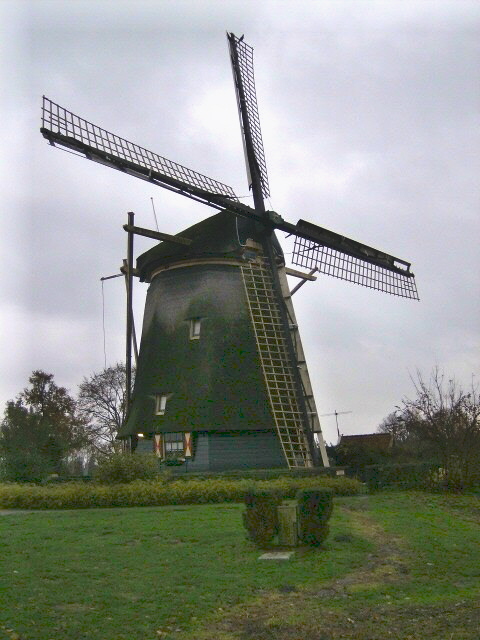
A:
[296,488,334,546]
[172,467,339,481]
[242,489,281,544]
[358,462,441,492]
[0,476,362,510]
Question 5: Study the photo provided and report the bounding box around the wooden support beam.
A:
[289,268,318,296]
[123,224,192,246]
[122,259,138,366]
[120,265,140,278]
[284,267,317,281]
[125,213,134,412]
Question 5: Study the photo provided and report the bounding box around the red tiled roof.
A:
[339,433,393,451]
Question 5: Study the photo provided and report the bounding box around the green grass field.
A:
[1,492,479,640]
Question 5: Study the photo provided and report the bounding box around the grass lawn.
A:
[0,491,479,640]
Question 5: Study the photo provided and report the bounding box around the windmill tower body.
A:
[119,211,323,470]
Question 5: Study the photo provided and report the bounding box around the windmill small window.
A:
[155,393,170,415]
[164,432,184,459]
[189,317,202,340]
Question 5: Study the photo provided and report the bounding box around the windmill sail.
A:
[228,32,270,201]
[40,96,418,300]
[40,96,237,204]
[228,34,323,466]
[225,34,418,301]
[291,220,419,300]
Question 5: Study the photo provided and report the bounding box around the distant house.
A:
[339,433,393,453]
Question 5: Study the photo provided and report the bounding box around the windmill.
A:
[40,33,418,472]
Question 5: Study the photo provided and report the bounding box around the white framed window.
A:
[164,432,184,459]
[155,393,170,415]
[189,317,201,340]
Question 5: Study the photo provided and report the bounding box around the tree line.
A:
[0,365,130,482]
[332,368,480,489]
[1,366,479,486]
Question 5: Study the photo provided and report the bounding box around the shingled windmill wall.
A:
[118,211,306,471]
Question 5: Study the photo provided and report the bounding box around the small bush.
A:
[242,489,281,545]
[94,453,159,484]
[296,488,334,547]
[40,474,62,485]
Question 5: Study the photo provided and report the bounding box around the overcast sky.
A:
[1,0,479,444]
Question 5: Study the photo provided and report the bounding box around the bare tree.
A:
[77,363,133,454]
[378,411,410,445]
[399,368,480,487]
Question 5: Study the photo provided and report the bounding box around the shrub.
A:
[296,488,334,547]
[242,489,281,545]
[94,453,158,484]
[175,467,338,481]
[40,474,62,485]
[255,475,361,498]
[359,462,441,492]
[0,475,361,510]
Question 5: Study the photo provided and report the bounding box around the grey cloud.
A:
[1,0,478,444]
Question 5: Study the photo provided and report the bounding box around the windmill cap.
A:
[136,210,283,282]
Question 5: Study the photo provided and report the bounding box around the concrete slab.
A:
[258,551,294,560]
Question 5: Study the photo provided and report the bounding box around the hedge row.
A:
[171,467,339,481]
[45,467,342,484]
[0,476,362,510]
[357,462,441,491]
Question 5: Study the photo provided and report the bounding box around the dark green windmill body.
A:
[40,34,418,471]
[121,212,318,469]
